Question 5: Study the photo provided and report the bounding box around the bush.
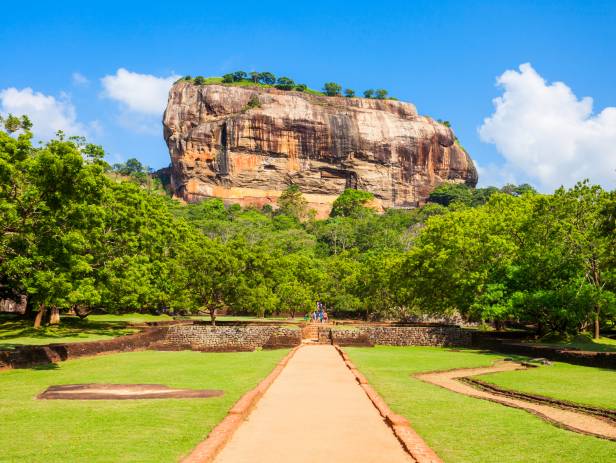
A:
[275,77,295,90]
[363,89,374,99]
[344,89,355,98]
[193,76,206,85]
[222,73,234,83]
[295,83,307,92]
[245,94,261,110]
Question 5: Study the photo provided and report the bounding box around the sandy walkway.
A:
[213,345,413,463]
[416,361,616,441]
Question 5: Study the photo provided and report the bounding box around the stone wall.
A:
[323,326,471,347]
[0,327,169,369]
[160,325,301,352]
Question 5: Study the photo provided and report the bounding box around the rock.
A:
[163,82,478,217]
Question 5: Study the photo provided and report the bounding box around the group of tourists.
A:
[307,301,328,323]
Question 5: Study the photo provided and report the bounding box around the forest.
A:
[1,121,615,337]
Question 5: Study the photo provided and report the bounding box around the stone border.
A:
[181,346,301,463]
[333,345,443,463]
[415,363,616,442]
[462,378,616,424]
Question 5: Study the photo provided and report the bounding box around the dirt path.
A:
[213,345,413,463]
[416,361,616,441]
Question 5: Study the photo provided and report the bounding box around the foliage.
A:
[322,82,342,96]
[2,119,614,334]
[363,89,374,98]
[330,188,374,217]
[344,88,355,97]
[275,76,295,90]
[374,89,388,99]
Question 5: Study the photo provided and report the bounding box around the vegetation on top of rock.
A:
[179,71,394,99]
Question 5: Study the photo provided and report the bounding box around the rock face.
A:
[163,82,478,217]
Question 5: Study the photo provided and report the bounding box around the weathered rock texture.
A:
[163,82,478,217]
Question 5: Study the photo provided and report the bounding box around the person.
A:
[323,311,328,323]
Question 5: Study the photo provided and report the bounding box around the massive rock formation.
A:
[163,82,478,217]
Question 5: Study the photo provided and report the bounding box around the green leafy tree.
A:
[259,72,276,85]
[222,73,234,83]
[295,83,307,92]
[249,71,260,83]
[330,189,374,218]
[322,82,342,96]
[344,89,355,98]
[233,71,248,81]
[277,184,308,221]
[374,89,388,99]
[363,89,374,99]
[193,76,206,85]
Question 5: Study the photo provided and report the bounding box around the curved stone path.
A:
[416,361,616,441]
[213,345,414,463]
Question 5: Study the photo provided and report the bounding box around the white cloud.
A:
[0,87,86,139]
[479,63,616,191]
[101,68,179,115]
[72,72,90,87]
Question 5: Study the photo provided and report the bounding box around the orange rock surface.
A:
[163,82,478,217]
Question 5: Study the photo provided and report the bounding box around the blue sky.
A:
[1,0,615,190]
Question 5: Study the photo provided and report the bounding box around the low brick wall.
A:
[324,326,471,347]
[160,325,301,352]
[0,327,169,369]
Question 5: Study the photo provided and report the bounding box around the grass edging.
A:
[463,377,616,424]
[334,345,443,463]
[181,346,301,463]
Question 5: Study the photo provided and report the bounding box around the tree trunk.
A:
[594,305,600,339]
[34,304,46,329]
[49,306,60,325]
[210,307,216,326]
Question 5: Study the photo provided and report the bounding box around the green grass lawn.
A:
[345,346,615,463]
[476,361,616,410]
[0,349,287,462]
[192,77,325,95]
[530,336,616,353]
[0,316,139,350]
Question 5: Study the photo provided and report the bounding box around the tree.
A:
[323,82,342,96]
[222,73,234,83]
[2,114,22,133]
[259,72,276,85]
[275,77,295,90]
[193,76,206,85]
[363,89,374,99]
[295,83,307,92]
[180,237,240,325]
[232,71,247,82]
[344,89,355,98]
[374,89,388,99]
[427,183,473,206]
[249,71,260,83]
[330,189,375,218]
[277,184,308,221]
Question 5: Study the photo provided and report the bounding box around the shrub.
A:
[245,94,261,110]
[275,77,296,90]
[344,89,355,98]
[295,83,307,92]
[363,89,374,98]
[222,73,234,83]
[193,76,206,85]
